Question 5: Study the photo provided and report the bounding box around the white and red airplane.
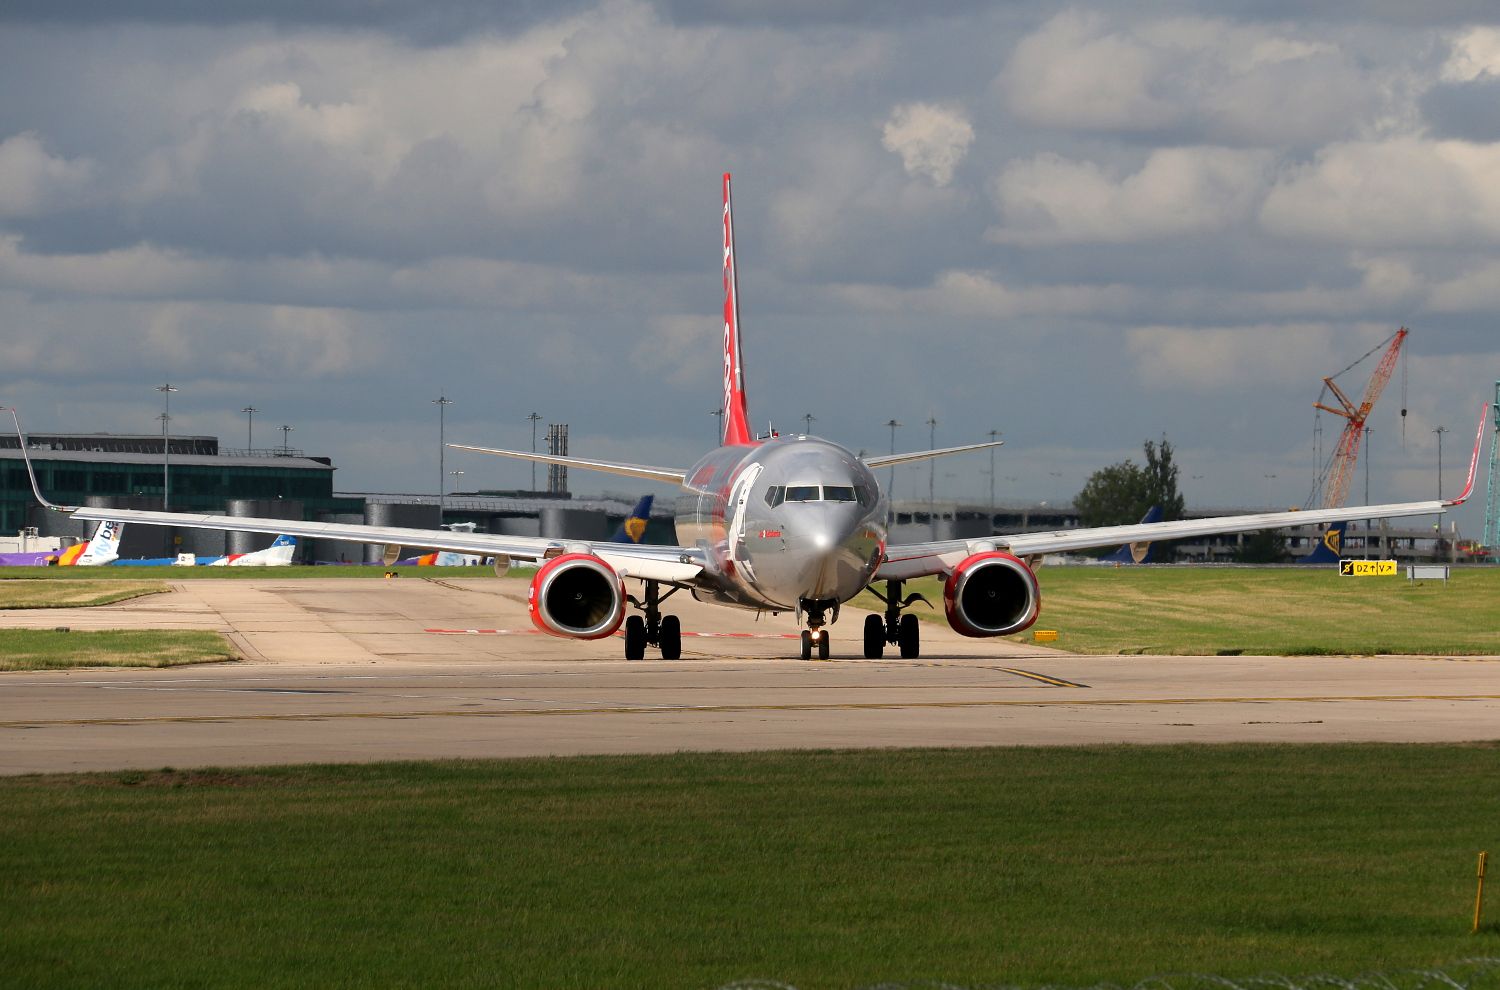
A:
[5,174,1485,660]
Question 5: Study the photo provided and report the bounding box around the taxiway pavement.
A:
[2,577,1497,774]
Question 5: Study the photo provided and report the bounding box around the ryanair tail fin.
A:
[1301,521,1347,565]
[721,173,752,446]
[1102,506,1163,564]
[611,495,654,544]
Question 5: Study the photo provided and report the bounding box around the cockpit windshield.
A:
[765,483,875,506]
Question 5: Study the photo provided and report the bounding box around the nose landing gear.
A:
[863,580,929,659]
[797,598,838,660]
[624,580,682,660]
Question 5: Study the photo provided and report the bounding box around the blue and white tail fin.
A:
[611,495,654,544]
[1102,506,1163,564]
[1301,521,1347,564]
[74,519,124,566]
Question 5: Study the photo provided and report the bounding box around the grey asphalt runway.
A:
[2,577,1497,774]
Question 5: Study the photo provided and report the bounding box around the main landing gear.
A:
[862,580,928,659]
[798,598,838,661]
[624,580,682,661]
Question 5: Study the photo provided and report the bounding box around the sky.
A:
[3,1,1499,535]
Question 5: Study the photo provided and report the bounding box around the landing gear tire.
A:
[659,614,682,660]
[817,630,831,661]
[799,630,813,661]
[624,615,647,661]
[863,614,884,659]
[898,614,920,659]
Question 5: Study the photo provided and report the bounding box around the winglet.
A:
[2,407,72,513]
[721,173,752,447]
[1446,400,1489,506]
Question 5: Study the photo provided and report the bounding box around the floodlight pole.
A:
[884,419,901,506]
[988,429,1001,527]
[279,424,293,455]
[527,412,542,491]
[927,416,938,539]
[242,406,257,451]
[155,383,178,510]
[1434,425,1448,500]
[434,397,453,516]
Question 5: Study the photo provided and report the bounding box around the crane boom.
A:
[1314,328,1408,509]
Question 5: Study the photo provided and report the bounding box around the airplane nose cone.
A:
[781,504,875,601]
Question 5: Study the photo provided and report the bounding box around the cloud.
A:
[1440,26,1500,82]
[1259,138,1500,246]
[1125,322,1391,391]
[0,132,94,217]
[988,146,1273,245]
[999,11,1377,145]
[880,102,973,186]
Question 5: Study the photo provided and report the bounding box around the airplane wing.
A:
[879,403,1487,582]
[67,505,708,585]
[447,444,687,484]
[864,440,1002,469]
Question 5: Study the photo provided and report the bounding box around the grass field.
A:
[855,566,1500,656]
[0,629,237,670]
[2,745,1497,989]
[0,578,166,608]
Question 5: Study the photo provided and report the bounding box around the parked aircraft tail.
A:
[1102,506,1164,564]
[611,495,654,544]
[72,519,124,566]
[1300,521,1348,565]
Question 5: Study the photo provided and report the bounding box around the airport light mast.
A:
[155,383,177,510]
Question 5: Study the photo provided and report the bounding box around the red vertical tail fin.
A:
[721,173,753,446]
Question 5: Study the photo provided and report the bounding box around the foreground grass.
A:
[0,629,236,670]
[1,745,1497,989]
[856,566,1500,655]
[0,578,166,608]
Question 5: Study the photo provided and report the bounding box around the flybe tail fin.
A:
[74,519,125,566]
[1301,521,1347,564]
[612,495,654,544]
[720,173,752,446]
[1102,506,1163,564]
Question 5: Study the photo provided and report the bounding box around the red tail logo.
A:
[721,173,752,446]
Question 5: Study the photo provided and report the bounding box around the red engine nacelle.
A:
[528,553,626,640]
[943,551,1040,638]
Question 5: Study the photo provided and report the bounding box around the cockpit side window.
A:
[785,485,820,502]
[822,485,857,502]
[763,485,785,507]
[853,485,875,508]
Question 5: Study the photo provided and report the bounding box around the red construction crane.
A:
[1313,327,1408,509]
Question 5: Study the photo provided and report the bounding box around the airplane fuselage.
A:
[673,435,888,612]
